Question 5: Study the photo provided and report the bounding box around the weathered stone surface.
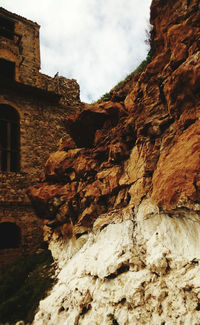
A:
[0,7,82,269]
[152,120,200,209]
[164,51,200,116]
[33,201,200,325]
[28,0,200,236]
[64,101,126,148]
[28,0,200,323]
[28,103,137,235]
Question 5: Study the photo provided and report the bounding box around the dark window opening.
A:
[0,15,15,40]
[0,104,20,172]
[0,222,21,249]
[0,59,15,80]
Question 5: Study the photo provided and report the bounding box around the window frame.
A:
[0,105,20,172]
[0,14,15,40]
[0,58,16,81]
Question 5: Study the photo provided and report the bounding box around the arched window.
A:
[0,222,21,249]
[0,104,20,172]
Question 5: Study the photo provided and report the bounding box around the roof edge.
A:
[0,7,40,28]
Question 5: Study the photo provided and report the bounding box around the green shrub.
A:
[95,49,153,104]
[98,92,111,102]
[0,250,55,324]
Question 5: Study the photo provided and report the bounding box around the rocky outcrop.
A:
[33,201,200,324]
[28,0,200,238]
[29,0,200,323]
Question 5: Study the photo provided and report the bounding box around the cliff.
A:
[28,0,200,323]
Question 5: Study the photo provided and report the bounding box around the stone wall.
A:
[0,7,82,269]
[0,203,43,269]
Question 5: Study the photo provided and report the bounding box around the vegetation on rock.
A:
[96,27,154,104]
[0,250,55,324]
[96,50,153,103]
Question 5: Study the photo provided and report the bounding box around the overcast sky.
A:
[1,0,152,102]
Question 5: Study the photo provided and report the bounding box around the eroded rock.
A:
[29,0,200,323]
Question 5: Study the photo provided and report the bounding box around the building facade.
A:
[0,7,81,268]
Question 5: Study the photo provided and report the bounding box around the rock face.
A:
[33,202,200,324]
[29,0,200,323]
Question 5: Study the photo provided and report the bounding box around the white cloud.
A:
[1,0,152,102]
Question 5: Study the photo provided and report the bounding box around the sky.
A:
[1,0,152,103]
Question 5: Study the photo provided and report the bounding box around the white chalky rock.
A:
[33,200,200,325]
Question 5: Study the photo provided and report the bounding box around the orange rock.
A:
[45,151,69,177]
[29,0,200,238]
[129,177,151,207]
[58,137,77,151]
[164,52,200,116]
[152,121,200,209]
[61,222,73,238]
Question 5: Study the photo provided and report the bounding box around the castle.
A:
[0,7,81,269]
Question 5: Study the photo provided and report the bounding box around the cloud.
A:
[1,0,152,102]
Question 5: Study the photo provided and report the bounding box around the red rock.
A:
[58,137,77,151]
[164,52,200,116]
[152,121,200,209]
[64,101,126,148]
[28,0,200,237]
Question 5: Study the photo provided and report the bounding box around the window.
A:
[0,222,21,249]
[0,15,15,40]
[0,58,15,80]
[0,104,20,172]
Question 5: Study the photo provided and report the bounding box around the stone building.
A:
[0,7,81,269]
